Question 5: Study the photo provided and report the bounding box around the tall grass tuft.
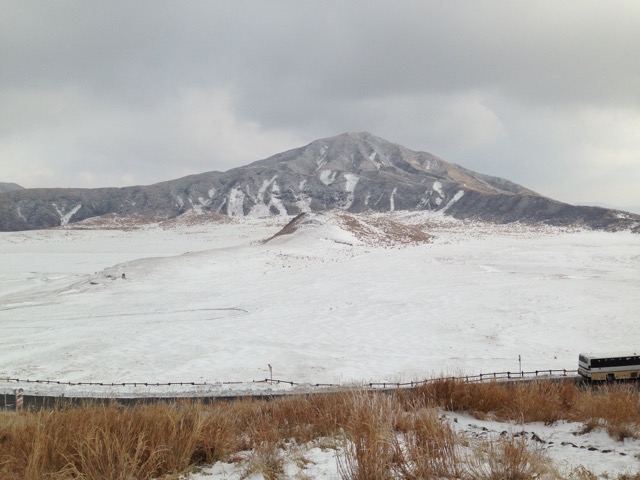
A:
[505,380,577,424]
[392,407,463,479]
[336,392,397,480]
[574,384,640,440]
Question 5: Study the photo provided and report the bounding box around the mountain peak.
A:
[1,134,639,231]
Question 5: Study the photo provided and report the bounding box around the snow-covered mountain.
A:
[1,132,638,231]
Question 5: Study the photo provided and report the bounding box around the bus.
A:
[578,352,640,381]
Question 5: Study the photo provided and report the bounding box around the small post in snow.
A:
[268,364,273,384]
[518,354,522,374]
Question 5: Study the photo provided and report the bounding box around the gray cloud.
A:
[1,1,639,212]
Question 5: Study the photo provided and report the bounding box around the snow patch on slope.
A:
[319,170,337,186]
[441,190,465,212]
[295,180,312,213]
[189,197,212,215]
[268,182,286,215]
[257,175,278,202]
[52,203,82,226]
[389,187,397,211]
[341,174,359,210]
[16,207,27,222]
[368,151,381,170]
[249,177,287,217]
[315,145,328,171]
[227,187,245,217]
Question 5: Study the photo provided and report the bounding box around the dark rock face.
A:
[1,132,639,231]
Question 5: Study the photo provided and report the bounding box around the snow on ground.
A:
[185,413,640,479]
[0,211,638,395]
[1,211,640,476]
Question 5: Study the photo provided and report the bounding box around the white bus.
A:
[578,352,640,381]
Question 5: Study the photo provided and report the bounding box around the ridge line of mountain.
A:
[1,132,639,232]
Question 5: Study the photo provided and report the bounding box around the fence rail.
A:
[1,369,578,391]
[367,369,577,389]
[1,369,581,410]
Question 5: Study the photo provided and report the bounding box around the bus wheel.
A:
[606,373,615,382]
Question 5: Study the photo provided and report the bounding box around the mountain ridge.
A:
[0,182,24,193]
[1,132,639,231]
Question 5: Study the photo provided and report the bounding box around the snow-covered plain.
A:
[1,211,639,476]
[1,211,639,393]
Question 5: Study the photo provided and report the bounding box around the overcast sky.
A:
[1,1,639,212]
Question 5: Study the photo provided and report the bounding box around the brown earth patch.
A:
[336,213,433,247]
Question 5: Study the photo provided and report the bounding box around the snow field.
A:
[1,211,640,477]
[0,212,638,395]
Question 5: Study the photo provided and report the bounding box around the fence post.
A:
[15,388,24,411]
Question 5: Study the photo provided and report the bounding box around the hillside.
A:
[0,182,23,193]
[1,132,638,231]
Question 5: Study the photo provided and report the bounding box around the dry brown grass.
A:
[392,407,463,479]
[336,393,398,480]
[0,401,238,479]
[465,434,559,480]
[573,384,640,440]
[1,380,639,479]
[408,379,581,424]
[240,442,285,480]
